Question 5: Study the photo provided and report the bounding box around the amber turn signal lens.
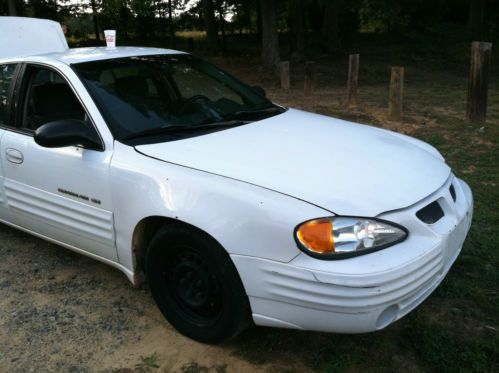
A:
[296,219,335,254]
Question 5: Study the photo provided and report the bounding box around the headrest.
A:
[114,76,149,98]
[32,83,80,115]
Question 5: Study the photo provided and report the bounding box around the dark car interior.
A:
[23,68,86,131]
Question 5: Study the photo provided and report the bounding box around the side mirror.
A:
[34,119,102,150]
[252,85,266,98]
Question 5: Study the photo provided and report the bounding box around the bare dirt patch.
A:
[0,224,312,372]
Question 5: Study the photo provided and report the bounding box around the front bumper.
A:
[232,176,473,333]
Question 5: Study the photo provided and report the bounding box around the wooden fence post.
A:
[304,61,315,96]
[347,54,359,106]
[280,61,290,90]
[388,67,404,120]
[467,41,492,123]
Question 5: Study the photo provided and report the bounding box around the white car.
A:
[0,17,473,343]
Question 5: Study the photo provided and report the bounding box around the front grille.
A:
[416,201,444,224]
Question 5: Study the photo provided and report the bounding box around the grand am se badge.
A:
[57,188,101,205]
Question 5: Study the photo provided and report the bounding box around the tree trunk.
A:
[290,0,305,62]
[467,42,492,123]
[280,61,290,89]
[388,67,404,120]
[468,0,485,40]
[256,0,262,38]
[304,61,315,96]
[202,0,219,54]
[236,6,243,35]
[90,0,100,42]
[7,0,17,16]
[347,54,359,106]
[168,0,175,47]
[218,5,227,51]
[260,0,280,73]
[120,4,130,40]
[322,0,341,55]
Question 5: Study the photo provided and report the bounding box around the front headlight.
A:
[294,217,408,259]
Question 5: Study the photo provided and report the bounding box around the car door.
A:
[0,63,117,261]
[0,63,19,222]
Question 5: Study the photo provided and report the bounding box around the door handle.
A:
[5,148,24,164]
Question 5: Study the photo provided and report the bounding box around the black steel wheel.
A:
[146,223,251,343]
[165,248,223,325]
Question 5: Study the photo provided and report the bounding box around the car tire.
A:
[145,223,251,343]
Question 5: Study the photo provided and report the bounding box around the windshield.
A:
[73,54,284,142]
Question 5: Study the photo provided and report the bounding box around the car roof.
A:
[0,46,187,65]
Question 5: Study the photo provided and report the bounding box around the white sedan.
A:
[0,17,473,343]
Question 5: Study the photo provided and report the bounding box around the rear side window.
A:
[0,64,17,126]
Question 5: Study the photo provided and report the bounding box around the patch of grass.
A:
[401,315,497,373]
[135,352,160,373]
[176,30,207,40]
[180,362,227,373]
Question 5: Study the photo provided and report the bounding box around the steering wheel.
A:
[179,94,211,114]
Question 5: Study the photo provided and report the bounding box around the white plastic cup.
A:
[104,30,116,48]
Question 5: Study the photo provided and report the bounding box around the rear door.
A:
[0,63,117,261]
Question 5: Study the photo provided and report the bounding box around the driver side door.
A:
[0,63,117,261]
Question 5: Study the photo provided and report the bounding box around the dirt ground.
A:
[1,54,497,372]
[0,223,315,373]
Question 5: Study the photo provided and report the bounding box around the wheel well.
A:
[132,216,218,284]
[132,216,178,283]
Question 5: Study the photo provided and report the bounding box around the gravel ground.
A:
[0,223,300,372]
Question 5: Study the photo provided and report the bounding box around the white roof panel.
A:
[0,16,68,59]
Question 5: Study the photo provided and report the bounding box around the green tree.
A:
[25,0,60,20]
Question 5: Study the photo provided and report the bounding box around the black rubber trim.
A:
[1,63,21,128]
[293,216,409,260]
[450,184,457,202]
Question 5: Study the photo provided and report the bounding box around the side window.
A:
[22,67,87,132]
[0,64,18,126]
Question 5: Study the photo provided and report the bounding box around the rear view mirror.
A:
[34,119,102,150]
[252,85,266,98]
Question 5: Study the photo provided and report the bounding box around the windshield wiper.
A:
[223,106,285,121]
[120,120,247,142]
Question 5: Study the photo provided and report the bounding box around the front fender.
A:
[110,142,330,273]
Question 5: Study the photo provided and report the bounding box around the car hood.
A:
[136,109,450,216]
